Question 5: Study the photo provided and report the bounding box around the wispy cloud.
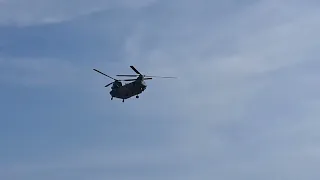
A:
[0,58,81,87]
[0,0,157,26]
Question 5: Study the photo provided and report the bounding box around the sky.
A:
[1,0,320,179]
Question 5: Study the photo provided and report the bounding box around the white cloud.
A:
[118,0,320,179]
[106,0,320,171]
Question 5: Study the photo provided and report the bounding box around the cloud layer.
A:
[1,0,320,180]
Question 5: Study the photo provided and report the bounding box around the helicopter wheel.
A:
[136,95,139,98]
[122,99,124,102]
[111,97,113,100]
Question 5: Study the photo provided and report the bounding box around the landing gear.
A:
[122,99,124,102]
[136,95,139,98]
[111,97,113,100]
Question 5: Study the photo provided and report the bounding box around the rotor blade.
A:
[116,74,139,77]
[116,75,176,78]
[130,66,141,75]
[144,77,153,80]
[120,77,153,81]
[93,69,117,80]
[105,82,113,87]
[144,75,177,78]
[122,79,138,81]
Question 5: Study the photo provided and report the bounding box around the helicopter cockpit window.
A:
[111,81,122,89]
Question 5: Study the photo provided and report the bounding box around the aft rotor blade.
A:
[93,69,117,80]
[105,82,113,87]
[130,66,141,75]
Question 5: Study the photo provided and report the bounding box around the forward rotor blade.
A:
[121,77,153,81]
[116,75,176,78]
[105,82,113,87]
[116,75,138,77]
[144,75,177,78]
[93,69,117,80]
[122,79,138,81]
[130,66,141,75]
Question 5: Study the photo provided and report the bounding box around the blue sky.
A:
[1,0,320,179]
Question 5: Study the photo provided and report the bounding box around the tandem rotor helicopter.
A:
[93,66,177,102]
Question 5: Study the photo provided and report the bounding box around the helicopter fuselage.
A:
[109,80,147,100]
[93,65,176,102]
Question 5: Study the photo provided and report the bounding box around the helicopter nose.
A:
[110,90,115,96]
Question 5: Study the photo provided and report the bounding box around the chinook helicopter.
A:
[93,66,176,102]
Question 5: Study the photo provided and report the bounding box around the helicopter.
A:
[93,66,176,102]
